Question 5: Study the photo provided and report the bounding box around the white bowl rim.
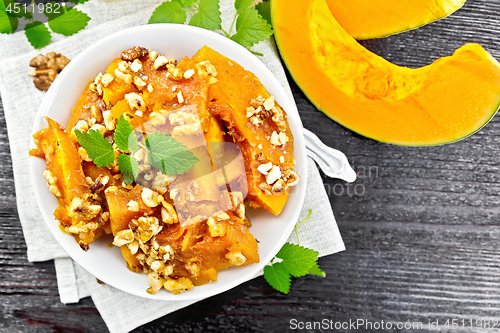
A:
[29,23,307,301]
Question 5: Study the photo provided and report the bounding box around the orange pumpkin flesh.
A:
[272,0,500,146]
[180,46,295,215]
[326,0,466,40]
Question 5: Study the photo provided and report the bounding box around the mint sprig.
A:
[263,210,326,294]
[148,0,273,55]
[75,116,199,185]
[0,1,91,49]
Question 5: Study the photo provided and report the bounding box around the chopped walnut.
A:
[284,169,300,187]
[132,216,162,243]
[125,92,146,112]
[146,271,166,295]
[28,52,70,91]
[272,179,287,193]
[90,105,103,122]
[161,201,178,224]
[266,165,282,185]
[43,170,61,197]
[226,252,246,266]
[121,46,149,61]
[207,217,226,237]
[167,64,183,80]
[176,91,184,103]
[163,277,194,295]
[113,229,134,247]
[152,172,175,194]
[263,96,275,111]
[141,188,163,207]
[127,200,139,212]
[257,162,273,175]
[114,68,132,85]
[130,59,143,72]
[78,147,92,162]
[102,110,116,130]
[68,197,101,221]
[183,69,195,79]
[134,76,147,89]
[153,55,175,70]
[172,122,201,137]
[196,60,217,77]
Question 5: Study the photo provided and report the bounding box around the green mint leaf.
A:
[149,1,186,24]
[114,115,139,153]
[145,131,199,176]
[230,7,273,48]
[189,0,221,31]
[276,243,318,277]
[3,0,32,19]
[234,0,253,12]
[117,154,139,185]
[75,129,115,167]
[44,2,72,20]
[255,1,271,27]
[263,263,291,294]
[48,8,90,36]
[24,22,51,49]
[173,0,196,8]
[308,262,326,277]
[0,10,17,34]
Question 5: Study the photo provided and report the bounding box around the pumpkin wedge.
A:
[271,0,500,146]
[326,0,466,40]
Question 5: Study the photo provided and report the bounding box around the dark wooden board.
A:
[3,0,500,331]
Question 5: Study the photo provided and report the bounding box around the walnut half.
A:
[28,52,70,91]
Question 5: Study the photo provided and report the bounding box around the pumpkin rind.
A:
[271,0,500,146]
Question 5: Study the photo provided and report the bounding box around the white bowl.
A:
[29,24,307,300]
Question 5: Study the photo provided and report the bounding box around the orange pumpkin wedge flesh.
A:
[180,46,295,215]
[326,0,466,40]
[272,0,500,146]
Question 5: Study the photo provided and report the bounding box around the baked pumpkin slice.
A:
[179,46,299,216]
[272,0,500,146]
[30,118,105,246]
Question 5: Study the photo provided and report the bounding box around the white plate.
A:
[29,24,307,301]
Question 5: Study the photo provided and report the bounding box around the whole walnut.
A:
[28,52,70,91]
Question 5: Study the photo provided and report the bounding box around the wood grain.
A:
[3,0,500,331]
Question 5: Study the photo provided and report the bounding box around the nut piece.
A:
[29,52,70,91]
[68,197,101,221]
[161,202,178,224]
[153,55,175,70]
[127,200,139,212]
[121,46,149,61]
[257,162,273,175]
[141,188,162,207]
[284,169,300,187]
[207,217,226,237]
[130,59,143,72]
[43,170,61,197]
[146,271,166,295]
[125,92,146,112]
[183,69,195,79]
[266,165,282,185]
[113,229,134,247]
[263,96,275,111]
[163,277,194,295]
[225,252,246,266]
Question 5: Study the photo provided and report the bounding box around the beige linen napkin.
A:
[0,1,345,332]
